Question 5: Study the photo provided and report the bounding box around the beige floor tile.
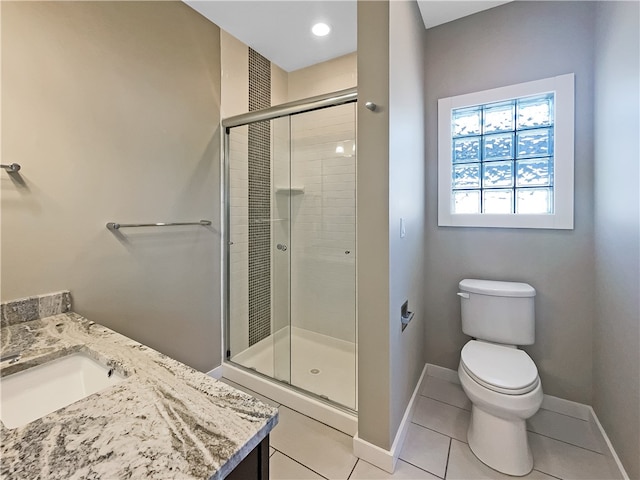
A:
[399,423,450,478]
[350,459,440,479]
[412,396,470,442]
[527,408,605,453]
[270,447,276,457]
[446,439,556,480]
[529,432,623,480]
[420,375,471,411]
[270,406,357,480]
[270,451,324,479]
[219,377,281,407]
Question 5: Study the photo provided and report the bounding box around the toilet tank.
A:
[459,279,536,345]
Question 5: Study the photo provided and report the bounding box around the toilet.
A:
[457,279,543,476]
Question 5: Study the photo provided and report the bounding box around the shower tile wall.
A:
[289,104,357,343]
[248,48,272,346]
[271,119,291,338]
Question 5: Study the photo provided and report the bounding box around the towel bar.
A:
[106,220,211,230]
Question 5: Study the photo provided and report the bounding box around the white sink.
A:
[0,352,126,429]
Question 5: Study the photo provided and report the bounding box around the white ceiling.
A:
[184,1,511,72]
[417,1,511,29]
[185,1,357,72]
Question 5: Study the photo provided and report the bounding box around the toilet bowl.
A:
[458,340,543,476]
[456,279,543,476]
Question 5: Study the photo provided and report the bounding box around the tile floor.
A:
[221,373,624,480]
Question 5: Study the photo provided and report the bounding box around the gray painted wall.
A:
[357,0,392,449]
[388,0,427,448]
[357,0,426,450]
[593,2,640,478]
[1,1,222,373]
[423,1,597,404]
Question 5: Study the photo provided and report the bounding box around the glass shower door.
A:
[289,103,357,410]
[227,117,291,384]
[225,99,357,412]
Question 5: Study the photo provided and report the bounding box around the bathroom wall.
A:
[1,1,222,372]
[357,0,426,450]
[423,1,597,404]
[593,2,640,478]
[288,53,357,101]
[388,0,427,448]
[222,31,250,358]
[357,0,391,448]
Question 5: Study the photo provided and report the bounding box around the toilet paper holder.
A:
[401,300,414,332]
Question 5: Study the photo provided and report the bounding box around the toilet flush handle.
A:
[457,292,470,299]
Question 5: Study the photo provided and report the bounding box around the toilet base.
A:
[467,405,533,476]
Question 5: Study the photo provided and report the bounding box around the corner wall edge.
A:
[353,363,428,473]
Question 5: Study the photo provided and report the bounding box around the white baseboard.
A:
[206,365,224,379]
[540,393,591,421]
[589,407,630,480]
[353,364,428,473]
[425,364,592,420]
[353,434,396,473]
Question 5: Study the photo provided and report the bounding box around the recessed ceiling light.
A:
[312,23,331,37]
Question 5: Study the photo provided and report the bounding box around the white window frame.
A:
[438,73,575,229]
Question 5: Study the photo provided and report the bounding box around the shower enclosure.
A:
[223,88,357,412]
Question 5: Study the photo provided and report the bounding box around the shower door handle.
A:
[276,243,287,251]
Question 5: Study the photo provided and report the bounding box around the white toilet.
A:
[457,279,543,476]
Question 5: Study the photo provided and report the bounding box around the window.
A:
[438,74,574,229]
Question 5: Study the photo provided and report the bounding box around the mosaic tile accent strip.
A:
[248,48,272,347]
[1,291,72,327]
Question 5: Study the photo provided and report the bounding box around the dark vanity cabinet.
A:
[225,436,269,480]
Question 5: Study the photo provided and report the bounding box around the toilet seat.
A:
[461,341,539,395]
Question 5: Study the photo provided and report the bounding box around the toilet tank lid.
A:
[459,279,536,297]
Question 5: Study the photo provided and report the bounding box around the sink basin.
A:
[0,352,126,429]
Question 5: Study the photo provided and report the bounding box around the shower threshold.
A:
[224,326,357,435]
[223,361,357,436]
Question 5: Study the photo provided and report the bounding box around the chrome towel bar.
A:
[1,163,21,173]
[106,220,212,230]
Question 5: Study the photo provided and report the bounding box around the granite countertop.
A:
[0,305,278,480]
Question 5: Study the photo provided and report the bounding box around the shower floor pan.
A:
[231,326,356,411]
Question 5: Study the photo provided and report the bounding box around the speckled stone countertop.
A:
[0,300,278,480]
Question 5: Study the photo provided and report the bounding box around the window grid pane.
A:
[451,93,555,214]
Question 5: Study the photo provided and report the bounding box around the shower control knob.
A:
[277,243,287,251]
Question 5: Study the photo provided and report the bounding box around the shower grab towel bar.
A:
[106,220,211,230]
[1,163,21,173]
